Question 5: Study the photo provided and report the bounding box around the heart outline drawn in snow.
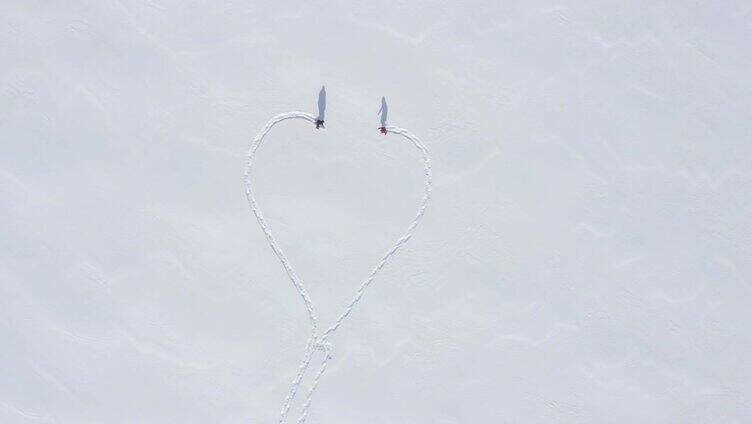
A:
[244,88,432,423]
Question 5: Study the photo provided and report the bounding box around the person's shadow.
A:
[316,86,326,128]
[378,96,388,127]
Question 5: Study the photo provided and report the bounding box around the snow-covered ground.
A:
[2,1,752,423]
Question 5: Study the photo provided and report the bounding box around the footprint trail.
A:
[244,99,432,423]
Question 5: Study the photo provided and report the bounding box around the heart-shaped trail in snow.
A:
[244,99,432,424]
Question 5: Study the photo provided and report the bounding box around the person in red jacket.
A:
[378,96,388,134]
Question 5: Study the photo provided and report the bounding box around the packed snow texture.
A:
[2,1,752,423]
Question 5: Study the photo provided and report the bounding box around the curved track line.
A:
[244,113,432,423]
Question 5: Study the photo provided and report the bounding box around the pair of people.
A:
[314,86,389,134]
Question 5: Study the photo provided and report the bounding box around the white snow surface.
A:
[2,1,752,423]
